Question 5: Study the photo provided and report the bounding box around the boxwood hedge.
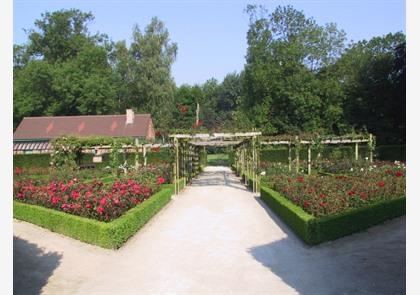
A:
[14,188,173,249]
[260,186,405,245]
[13,154,51,168]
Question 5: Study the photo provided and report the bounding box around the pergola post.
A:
[143,146,147,166]
[134,139,139,169]
[288,142,292,172]
[355,142,359,161]
[174,138,179,195]
[295,136,300,174]
[307,146,311,175]
[369,134,373,162]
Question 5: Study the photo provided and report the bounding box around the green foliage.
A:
[242,5,347,135]
[13,154,51,168]
[206,154,230,166]
[113,18,178,131]
[109,140,123,172]
[337,33,406,144]
[13,7,405,145]
[14,9,117,128]
[260,186,405,245]
[13,188,172,249]
[50,136,82,169]
[261,186,314,242]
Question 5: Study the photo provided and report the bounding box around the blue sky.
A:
[14,0,405,86]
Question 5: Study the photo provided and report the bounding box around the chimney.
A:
[126,109,134,125]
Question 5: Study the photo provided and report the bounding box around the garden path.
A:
[14,166,405,295]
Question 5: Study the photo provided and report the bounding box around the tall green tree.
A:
[115,17,178,131]
[242,5,347,134]
[14,9,117,128]
[337,33,406,144]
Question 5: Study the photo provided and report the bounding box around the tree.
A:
[242,5,347,134]
[118,17,178,131]
[13,9,117,128]
[337,33,406,144]
[25,9,100,62]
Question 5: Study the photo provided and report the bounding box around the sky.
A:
[13,0,405,86]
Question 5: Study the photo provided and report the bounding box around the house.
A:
[13,109,155,154]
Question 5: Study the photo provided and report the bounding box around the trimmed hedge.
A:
[14,154,51,168]
[161,177,186,194]
[14,188,172,249]
[261,187,314,242]
[260,186,405,245]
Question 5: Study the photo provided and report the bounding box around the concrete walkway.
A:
[14,166,405,295]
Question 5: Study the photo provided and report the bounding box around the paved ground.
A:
[14,166,405,295]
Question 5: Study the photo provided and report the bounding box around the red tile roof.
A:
[13,114,153,140]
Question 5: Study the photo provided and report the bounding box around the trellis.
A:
[260,134,375,175]
[170,132,262,195]
[81,143,172,167]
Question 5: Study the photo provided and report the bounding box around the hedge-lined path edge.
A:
[14,166,405,295]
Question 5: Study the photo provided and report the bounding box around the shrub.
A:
[14,188,172,249]
[260,186,405,245]
[13,154,51,168]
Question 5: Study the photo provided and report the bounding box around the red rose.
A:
[85,203,92,209]
[96,206,104,214]
[319,201,327,207]
[377,181,385,187]
[157,177,165,184]
[347,190,355,196]
[71,191,80,199]
[303,201,310,208]
[319,193,326,199]
[51,196,60,204]
[395,171,404,177]
[296,176,304,183]
[360,192,368,200]
[100,197,107,206]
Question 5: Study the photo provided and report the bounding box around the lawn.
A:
[207,153,230,166]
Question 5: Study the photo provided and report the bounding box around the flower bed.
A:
[14,188,173,249]
[257,160,405,244]
[263,161,405,217]
[260,186,405,245]
[13,176,165,222]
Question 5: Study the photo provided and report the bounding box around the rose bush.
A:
[264,161,405,217]
[13,176,165,222]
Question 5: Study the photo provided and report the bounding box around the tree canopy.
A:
[13,6,405,144]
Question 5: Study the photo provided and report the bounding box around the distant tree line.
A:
[14,6,405,144]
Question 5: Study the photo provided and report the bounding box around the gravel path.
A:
[14,166,405,295]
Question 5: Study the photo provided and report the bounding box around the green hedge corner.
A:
[14,187,173,249]
[260,185,405,245]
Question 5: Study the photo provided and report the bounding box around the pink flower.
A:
[96,206,104,215]
[395,171,404,177]
[100,197,107,206]
[157,177,165,184]
[71,191,80,199]
[51,196,60,204]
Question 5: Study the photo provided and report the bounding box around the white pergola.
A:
[169,132,262,195]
